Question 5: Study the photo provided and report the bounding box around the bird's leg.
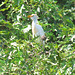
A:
[33,34,34,38]
[42,41,45,49]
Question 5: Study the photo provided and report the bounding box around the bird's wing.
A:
[35,24,45,37]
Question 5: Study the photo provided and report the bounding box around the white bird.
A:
[28,14,46,48]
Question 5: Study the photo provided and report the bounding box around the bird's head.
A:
[28,14,38,20]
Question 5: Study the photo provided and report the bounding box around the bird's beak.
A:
[28,15,33,18]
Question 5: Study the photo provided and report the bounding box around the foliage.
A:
[0,0,75,75]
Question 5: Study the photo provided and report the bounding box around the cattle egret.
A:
[28,14,46,48]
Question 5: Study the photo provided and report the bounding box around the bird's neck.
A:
[32,19,37,27]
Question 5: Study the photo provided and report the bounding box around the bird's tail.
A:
[41,35,46,40]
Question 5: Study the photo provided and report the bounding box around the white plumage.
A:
[28,14,46,48]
